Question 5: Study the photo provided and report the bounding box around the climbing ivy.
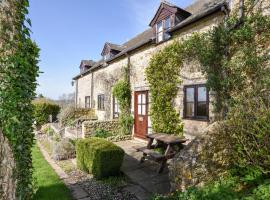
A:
[0,0,39,199]
[112,67,133,135]
[146,0,270,176]
[145,42,184,135]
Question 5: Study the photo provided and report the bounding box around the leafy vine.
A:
[112,67,133,135]
[0,0,39,199]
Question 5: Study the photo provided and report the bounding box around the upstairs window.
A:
[97,94,105,110]
[184,85,209,120]
[85,96,91,108]
[156,16,171,43]
[104,53,110,60]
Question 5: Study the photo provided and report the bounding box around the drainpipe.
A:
[125,52,131,85]
[91,71,94,109]
[75,80,78,108]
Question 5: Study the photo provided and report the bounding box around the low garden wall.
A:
[0,130,15,200]
[82,120,120,138]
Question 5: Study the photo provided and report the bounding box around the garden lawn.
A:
[32,145,72,200]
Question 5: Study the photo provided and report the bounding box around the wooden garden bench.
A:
[134,133,188,173]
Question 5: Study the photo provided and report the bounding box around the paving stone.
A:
[69,185,89,199]
[123,184,152,200]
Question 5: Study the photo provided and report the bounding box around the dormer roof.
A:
[149,0,191,27]
[80,60,96,68]
[101,42,125,56]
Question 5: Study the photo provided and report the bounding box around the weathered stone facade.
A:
[74,1,226,137]
[0,130,16,200]
[82,120,120,138]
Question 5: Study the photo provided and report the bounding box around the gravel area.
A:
[66,169,138,200]
[37,135,138,200]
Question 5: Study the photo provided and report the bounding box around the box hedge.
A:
[76,137,125,179]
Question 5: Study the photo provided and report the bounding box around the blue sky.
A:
[28,0,193,99]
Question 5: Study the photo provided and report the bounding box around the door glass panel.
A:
[198,87,207,101]
[138,94,141,104]
[142,105,146,115]
[138,105,142,115]
[142,94,146,104]
[186,88,194,102]
[186,102,194,117]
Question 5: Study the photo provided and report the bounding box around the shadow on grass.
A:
[33,183,71,200]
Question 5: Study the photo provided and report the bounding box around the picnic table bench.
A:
[134,133,188,173]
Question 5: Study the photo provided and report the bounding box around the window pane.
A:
[164,17,171,29]
[142,105,146,115]
[138,105,142,115]
[138,94,141,104]
[157,32,163,42]
[142,94,146,104]
[164,32,170,40]
[186,102,194,117]
[197,102,207,117]
[198,87,207,102]
[157,21,163,32]
[186,88,194,102]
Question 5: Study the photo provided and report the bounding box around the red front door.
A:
[134,91,148,139]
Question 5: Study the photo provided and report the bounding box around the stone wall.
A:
[76,73,92,108]
[168,122,231,191]
[82,120,120,138]
[0,130,16,200]
[93,59,127,121]
[75,10,225,136]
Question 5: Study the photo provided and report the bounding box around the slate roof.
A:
[106,42,125,52]
[73,0,228,80]
[80,60,96,67]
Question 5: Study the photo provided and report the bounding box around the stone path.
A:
[37,141,137,200]
[114,140,172,200]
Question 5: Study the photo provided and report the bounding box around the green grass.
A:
[32,145,72,200]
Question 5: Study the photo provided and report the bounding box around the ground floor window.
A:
[85,96,91,108]
[184,84,209,120]
[113,96,120,118]
[97,94,105,110]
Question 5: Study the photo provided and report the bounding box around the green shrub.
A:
[93,128,113,138]
[33,99,60,126]
[76,137,124,179]
[52,138,76,161]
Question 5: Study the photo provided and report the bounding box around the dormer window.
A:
[156,16,171,43]
[149,1,191,43]
[104,53,110,60]
[101,42,124,62]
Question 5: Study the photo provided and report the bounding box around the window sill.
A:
[155,38,171,46]
[182,117,209,122]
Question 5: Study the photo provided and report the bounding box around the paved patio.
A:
[114,140,172,200]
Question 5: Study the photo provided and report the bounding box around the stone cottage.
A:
[73,0,233,139]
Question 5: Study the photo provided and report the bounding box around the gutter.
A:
[106,38,154,64]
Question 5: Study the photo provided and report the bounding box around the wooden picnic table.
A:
[135,133,188,173]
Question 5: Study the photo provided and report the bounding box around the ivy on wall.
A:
[146,0,270,176]
[0,0,39,199]
[112,67,133,135]
[145,42,184,135]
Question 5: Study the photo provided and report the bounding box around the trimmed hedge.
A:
[76,137,124,179]
[33,99,60,126]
